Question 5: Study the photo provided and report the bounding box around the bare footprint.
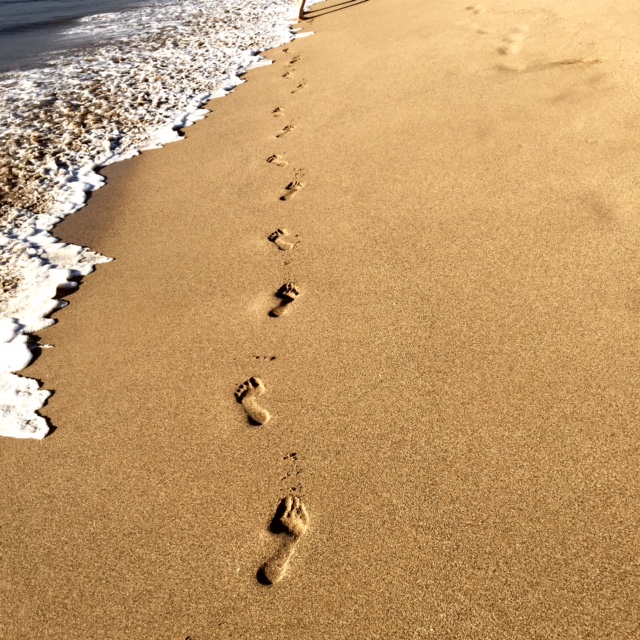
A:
[258,496,310,585]
[290,55,301,64]
[282,70,295,79]
[268,228,295,251]
[267,154,288,167]
[269,283,300,317]
[276,124,295,138]
[234,377,270,426]
[498,26,528,55]
[466,4,486,14]
[280,180,304,201]
[291,82,307,93]
[272,106,284,117]
[498,42,522,55]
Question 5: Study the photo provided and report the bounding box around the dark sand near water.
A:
[2,0,640,637]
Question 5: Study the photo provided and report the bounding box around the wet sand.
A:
[2,0,639,637]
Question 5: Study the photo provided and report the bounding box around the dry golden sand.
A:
[2,0,640,637]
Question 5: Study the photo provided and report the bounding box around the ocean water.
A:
[0,0,173,72]
[0,0,313,439]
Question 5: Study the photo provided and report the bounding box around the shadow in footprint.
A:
[268,497,293,534]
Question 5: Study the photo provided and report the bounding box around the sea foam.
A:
[0,0,316,439]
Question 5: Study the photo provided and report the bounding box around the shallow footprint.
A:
[280,180,304,201]
[466,3,486,14]
[276,124,295,138]
[235,377,270,426]
[291,82,307,94]
[498,26,528,55]
[268,228,295,251]
[272,106,285,117]
[269,283,300,317]
[258,495,310,585]
[267,154,288,167]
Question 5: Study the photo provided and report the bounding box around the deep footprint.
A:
[267,154,288,167]
[280,180,304,201]
[276,124,295,138]
[234,377,270,426]
[258,495,310,585]
[272,106,284,117]
[268,228,295,251]
[269,283,300,317]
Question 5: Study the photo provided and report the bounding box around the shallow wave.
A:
[0,0,312,438]
[0,15,79,36]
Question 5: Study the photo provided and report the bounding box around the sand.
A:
[2,0,640,637]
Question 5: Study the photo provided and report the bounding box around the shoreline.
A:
[2,0,640,637]
[0,1,316,440]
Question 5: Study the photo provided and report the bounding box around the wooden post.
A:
[297,0,306,20]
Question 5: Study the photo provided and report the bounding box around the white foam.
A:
[0,0,319,439]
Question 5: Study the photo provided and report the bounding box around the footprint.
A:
[291,82,307,94]
[466,4,486,14]
[269,283,300,317]
[258,496,310,585]
[282,70,295,79]
[276,124,295,138]
[235,377,270,426]
[272,106,285,117]
[498,42,522,55]
[290,55,301,64]
[267,154,288,167]
[268,228,295,251]
[498,26,528,55]
[280,180,304,201]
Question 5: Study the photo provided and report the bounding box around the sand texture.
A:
[2,0,640,637]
